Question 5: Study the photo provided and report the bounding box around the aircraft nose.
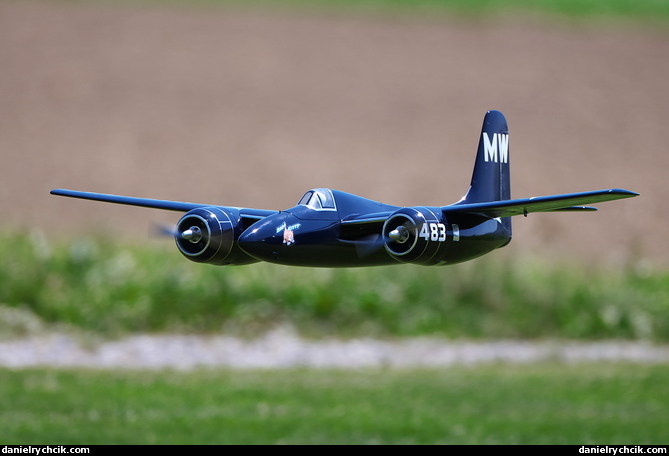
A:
[238,215,291,261]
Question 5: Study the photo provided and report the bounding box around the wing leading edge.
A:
[443,189,638,218]
[50,189,278,220]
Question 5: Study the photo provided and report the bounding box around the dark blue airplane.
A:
[51,111,637,268]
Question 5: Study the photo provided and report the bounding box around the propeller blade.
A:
[150,221,179,238]
[355,233,386,258]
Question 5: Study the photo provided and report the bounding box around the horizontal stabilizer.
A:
[442,189,638,218]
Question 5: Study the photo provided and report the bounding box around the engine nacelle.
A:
[175,207,259,266]
[383,207,513,266]
[382,207,448,266]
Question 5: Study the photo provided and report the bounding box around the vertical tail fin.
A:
[458,110,512,233]
[460,110,510,204]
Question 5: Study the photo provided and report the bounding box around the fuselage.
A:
[237,189,511,267]
[238,189,398,267]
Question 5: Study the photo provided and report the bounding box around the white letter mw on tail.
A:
[483,133,509,163]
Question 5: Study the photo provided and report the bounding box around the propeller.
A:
[150,222,204,244]
[150,221,179,238]
[355,219,420,258]
[355,233,386,258]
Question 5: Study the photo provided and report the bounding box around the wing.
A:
[443,189,638,218]
[338,188,638,239]
[50,189,278,221]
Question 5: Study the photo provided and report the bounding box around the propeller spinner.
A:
[181,226,203,243]
[388,225,411,243]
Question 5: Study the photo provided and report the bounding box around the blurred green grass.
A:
[1,232,667,340]
[140,0,669,26]
[1,364,668,444]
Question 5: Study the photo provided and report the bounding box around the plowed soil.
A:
[1,2,667,266]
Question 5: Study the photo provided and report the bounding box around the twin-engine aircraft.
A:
[51,111,637,268]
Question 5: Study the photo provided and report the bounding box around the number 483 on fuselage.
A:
[51,111,638,268]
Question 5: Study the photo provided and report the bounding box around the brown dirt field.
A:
[1,2,667,266]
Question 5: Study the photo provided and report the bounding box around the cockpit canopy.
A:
[297,188,337,211]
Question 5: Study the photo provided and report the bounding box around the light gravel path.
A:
[1,328,668,370]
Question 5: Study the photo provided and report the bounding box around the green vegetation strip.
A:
[1,364,668,444]
[1,232,668,340]
[148,0,669,26]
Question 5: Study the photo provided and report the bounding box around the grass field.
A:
[1,363,668,444]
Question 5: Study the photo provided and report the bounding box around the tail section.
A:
[458,110,512,234]
[461,110,510,204]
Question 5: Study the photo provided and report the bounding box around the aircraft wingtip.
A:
[611,189,640,197]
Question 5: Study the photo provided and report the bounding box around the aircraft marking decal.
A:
[276,221,301,246]
[276,221,301,234]
[419,223,447,242]
[483,132,509,163]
